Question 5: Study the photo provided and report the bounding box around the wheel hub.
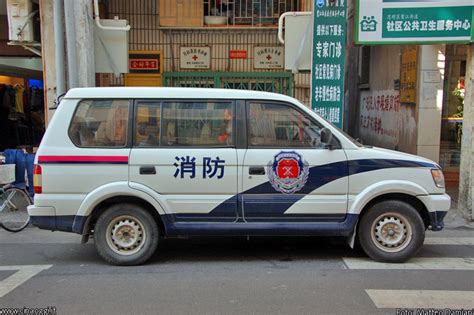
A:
[106,216,146,256]
[376,218,405,246]
[371,212,412,253]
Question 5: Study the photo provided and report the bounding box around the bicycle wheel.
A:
[0,187,31,232]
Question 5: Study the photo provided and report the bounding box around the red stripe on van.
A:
[38,156,129,164]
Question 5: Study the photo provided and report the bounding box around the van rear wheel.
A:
[358,200,425,263]
[94,203,158,266]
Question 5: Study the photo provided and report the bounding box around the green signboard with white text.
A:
[356,0,474,44]
[311,0,346,128]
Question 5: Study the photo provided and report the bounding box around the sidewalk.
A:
[444,188,474,229]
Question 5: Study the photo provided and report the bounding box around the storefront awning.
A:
[0,57,42,80]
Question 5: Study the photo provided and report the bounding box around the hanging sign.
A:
[180,46,211,69]
[356,0,474,44]
[310,0,346,128]
[400,46,418,104]
[254,46,284,69]
[128,50,162,74]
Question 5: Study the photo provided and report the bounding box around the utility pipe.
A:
[93,0,130,31]
[64,0,78,89]
[278,11,312,44]
[53,0,65,95]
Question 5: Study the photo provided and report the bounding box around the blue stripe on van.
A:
[209,159,437,218]
[161,213,359,237]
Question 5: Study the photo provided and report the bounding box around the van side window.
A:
[161,102,234,147]
[134,102,161,147]
[247,102,325,148]
[69,99,129,148]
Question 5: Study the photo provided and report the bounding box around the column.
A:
[459,44,474,221]
[39,0,56,124]
[72,0,95,87]
[416,45,446,163]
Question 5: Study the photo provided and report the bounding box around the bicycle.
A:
[0,156,32,232]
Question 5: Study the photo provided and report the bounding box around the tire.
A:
[358,200,425,263]
[0,187,31,233]
[94,203,159,266]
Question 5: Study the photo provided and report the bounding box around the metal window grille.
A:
[203,0,300,26]
[162,72,293,96]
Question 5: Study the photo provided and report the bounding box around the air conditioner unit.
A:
[6,0,38,42]
[280,13,313,72]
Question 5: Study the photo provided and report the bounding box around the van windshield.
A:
[296,100,364,147]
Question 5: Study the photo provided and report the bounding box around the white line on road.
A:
[0,265,53,298]
[343,257,474,270]
[366,289,474,309]
[424,237,474,246]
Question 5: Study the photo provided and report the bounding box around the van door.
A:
[241,101,348,222]
[129,100,238,222]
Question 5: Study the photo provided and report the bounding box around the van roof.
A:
[64,87,297,103]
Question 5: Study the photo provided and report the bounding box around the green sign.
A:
[356,0,474,44]
[311,0,346,128]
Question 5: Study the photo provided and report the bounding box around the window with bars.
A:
[159,0,301,27]
[204,0,300,26]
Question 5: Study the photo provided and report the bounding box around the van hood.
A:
[366,146,440,169]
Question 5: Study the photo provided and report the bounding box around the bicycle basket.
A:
[0,164,15,184]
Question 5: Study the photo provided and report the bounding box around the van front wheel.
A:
[358,200,425,263]
[94,203,159,265]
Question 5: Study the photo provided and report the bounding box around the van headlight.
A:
[431,169,445,188]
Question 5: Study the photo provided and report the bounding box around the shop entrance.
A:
[440,45,467,189]
[0,75,44,151]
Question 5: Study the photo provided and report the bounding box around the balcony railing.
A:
[203,0,300,27]
[163,71,293,96]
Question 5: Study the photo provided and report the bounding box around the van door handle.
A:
[139,166,156,175]
[249,166,265,175]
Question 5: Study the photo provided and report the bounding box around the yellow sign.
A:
[400,46,418,104]
[124,73,162,87]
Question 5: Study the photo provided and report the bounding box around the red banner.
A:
[229,50,247,59]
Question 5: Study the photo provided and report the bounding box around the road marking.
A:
[424,237,474,246]
[343,257,474,270]
[0,265,52,298]
[366,289,474,309]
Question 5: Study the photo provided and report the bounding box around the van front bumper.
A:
[418,193,451,231]
[428,211,448,231]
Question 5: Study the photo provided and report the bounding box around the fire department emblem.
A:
[267,151,309,194]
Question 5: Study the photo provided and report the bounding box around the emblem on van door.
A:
[267,151,309,194]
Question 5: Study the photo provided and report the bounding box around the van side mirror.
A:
[320,128,333,149]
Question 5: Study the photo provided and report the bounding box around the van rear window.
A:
[69,99,129,148]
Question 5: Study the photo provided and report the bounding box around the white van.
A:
[28,87,450,265]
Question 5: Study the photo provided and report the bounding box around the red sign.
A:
[129,58,159,70]
[229,50,247,59]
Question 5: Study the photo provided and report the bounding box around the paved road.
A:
[0,227,473,315]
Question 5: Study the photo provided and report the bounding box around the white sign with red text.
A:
[254,46,284,69]
[180,47,211,69]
